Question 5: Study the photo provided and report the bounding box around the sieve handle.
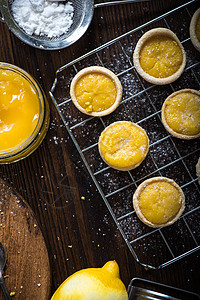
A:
[94,0,150,8]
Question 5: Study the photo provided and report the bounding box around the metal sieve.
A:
[0,0,150,50]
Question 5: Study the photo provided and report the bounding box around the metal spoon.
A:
[0,243,12,300]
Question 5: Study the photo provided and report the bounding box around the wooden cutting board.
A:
[0,179,51,300]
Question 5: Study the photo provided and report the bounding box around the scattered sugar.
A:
[12,0,74,38]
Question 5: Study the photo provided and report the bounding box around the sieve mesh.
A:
[1,0,94,48]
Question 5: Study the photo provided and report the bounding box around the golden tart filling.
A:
[75,73,117,113]
[190,8,200,52]
[133,28,186,85]
[138,181,181,224]
[133,177,185,228]
[70,66,122,116]
[98,121,149,171]
[161,89,200,139]
[139,36,183,78]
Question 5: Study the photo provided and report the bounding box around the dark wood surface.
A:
[0,179,51,300]
[0,0,200,298]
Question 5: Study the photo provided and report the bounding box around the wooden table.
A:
[0,0,200,298]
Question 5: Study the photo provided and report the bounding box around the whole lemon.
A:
[51,261,128,300]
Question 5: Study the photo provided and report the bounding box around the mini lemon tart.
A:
[98,121,149,171]
[70,66,122,116]
[190,8,200,52]
[133,177,185,228]
[133,28,186,85]
[161,89,200,139]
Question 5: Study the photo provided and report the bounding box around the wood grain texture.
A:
[0,0,200,299]
[0,179,51,299]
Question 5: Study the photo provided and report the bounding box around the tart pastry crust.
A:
[133,177,185,228]
[98,121,149,171]
[190,8,200,52]
[133,28,186,85]
[70,66,122,117]
[161,89,200,140]
[196,157,200,184]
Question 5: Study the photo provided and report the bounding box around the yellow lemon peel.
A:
[51,261,128,300]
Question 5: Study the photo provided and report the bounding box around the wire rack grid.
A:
[50,0,200,269]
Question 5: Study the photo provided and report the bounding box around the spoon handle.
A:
[0,274,12,300]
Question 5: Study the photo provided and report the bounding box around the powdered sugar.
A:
[12,0,74,38]
[29,0,45,12]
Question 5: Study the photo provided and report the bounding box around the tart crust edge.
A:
[133,28,186,85]
[196,157,200,184]
[190,8,200,52]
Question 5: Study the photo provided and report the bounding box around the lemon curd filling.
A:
[139,36,183,78]
[0,69,40,153]
[139,181,182,225]
[99,121,149,169]
[164,92,200,136]
[74,72,117,113]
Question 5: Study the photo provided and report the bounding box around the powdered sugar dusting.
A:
[12,0,74,38]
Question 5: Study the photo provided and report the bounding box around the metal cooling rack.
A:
[50,0,200,269]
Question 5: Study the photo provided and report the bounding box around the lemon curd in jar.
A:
[75,72,117,113]
[0,69,39,151]
[138,181,182,225]
[163,90,200,137]
[98,121,149,171]
[139,35,183,78]
[0,63,49,163]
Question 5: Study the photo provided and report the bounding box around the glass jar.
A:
[0,63,50,163]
